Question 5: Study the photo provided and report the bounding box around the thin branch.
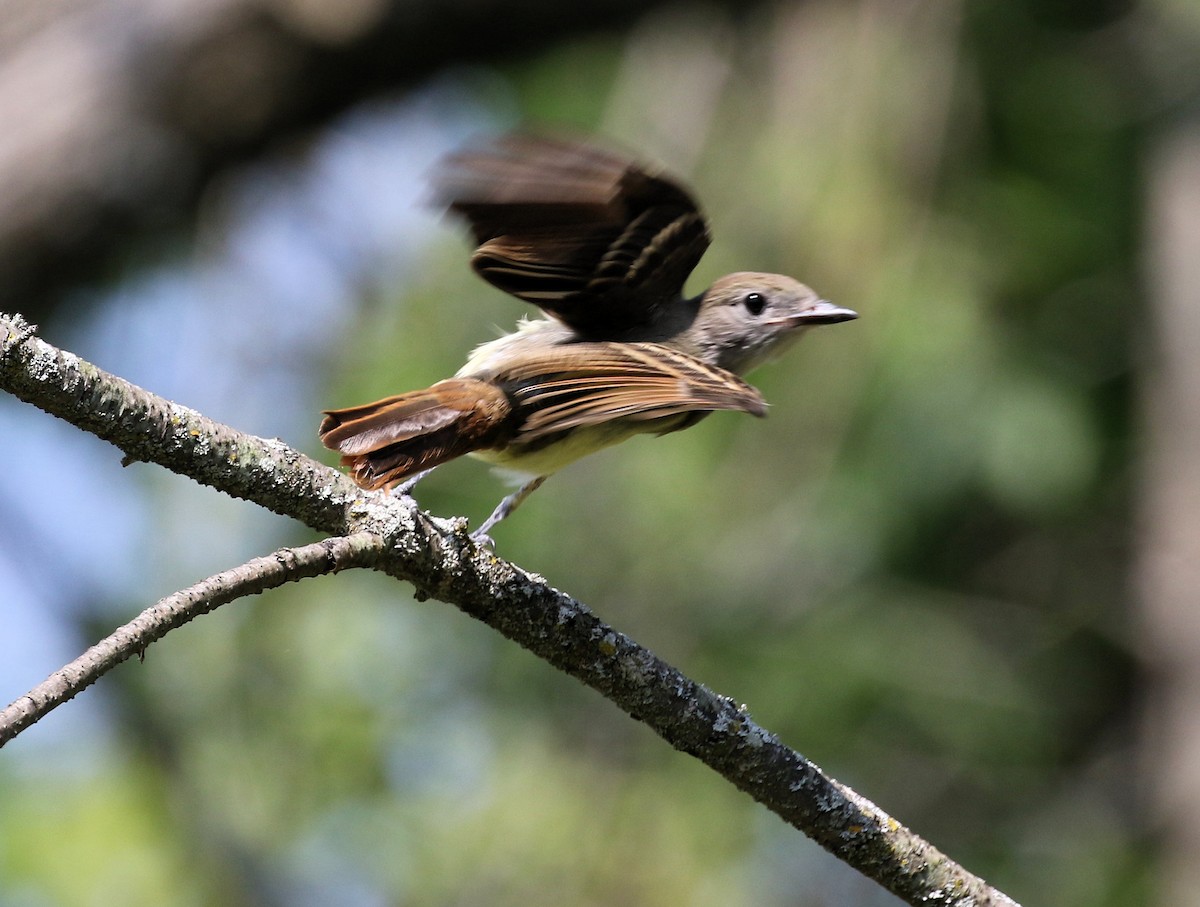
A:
[0,534,384,746]
[0,312,1020,907]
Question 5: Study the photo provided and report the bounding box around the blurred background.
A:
[2,0,1198,904]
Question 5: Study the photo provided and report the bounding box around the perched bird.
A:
[320,134,856,541]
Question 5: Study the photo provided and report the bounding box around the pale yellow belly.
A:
[467,421,656,479]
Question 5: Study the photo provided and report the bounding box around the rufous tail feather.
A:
[319,378,514,490]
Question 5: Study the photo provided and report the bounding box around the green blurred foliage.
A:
[5,0,1198,904]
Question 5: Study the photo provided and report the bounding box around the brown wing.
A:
[495,342,767,443]
[433,134,711,336]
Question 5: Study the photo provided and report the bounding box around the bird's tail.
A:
[318,378,514,491]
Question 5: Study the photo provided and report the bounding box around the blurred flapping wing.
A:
[434,134,711,336]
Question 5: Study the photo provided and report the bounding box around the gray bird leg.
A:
[471,476,547,544]
[392,467,436,498]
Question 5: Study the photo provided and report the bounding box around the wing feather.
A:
[434,134,711,335]
[496,343,767,442]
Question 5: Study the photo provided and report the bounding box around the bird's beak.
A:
[782,300,858,327]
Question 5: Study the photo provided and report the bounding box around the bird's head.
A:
[686,272,856,374]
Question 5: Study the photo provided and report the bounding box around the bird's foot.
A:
[468,476,547,547]
[469,527,497,549]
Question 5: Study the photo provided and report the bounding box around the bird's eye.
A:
[743,292,767,316]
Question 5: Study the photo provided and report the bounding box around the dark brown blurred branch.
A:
[1141,128,1200,905]
[0,0,760,314]
[0,311,1019,907]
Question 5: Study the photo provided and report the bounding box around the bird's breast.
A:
[468,419,671,477]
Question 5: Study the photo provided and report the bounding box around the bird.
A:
[319,133,856,542]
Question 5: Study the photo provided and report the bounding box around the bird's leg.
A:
[471,476,547,544]
[392,467,436,499]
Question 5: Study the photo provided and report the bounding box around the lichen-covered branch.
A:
[0,534,384,745]
[0,312,1020,907]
